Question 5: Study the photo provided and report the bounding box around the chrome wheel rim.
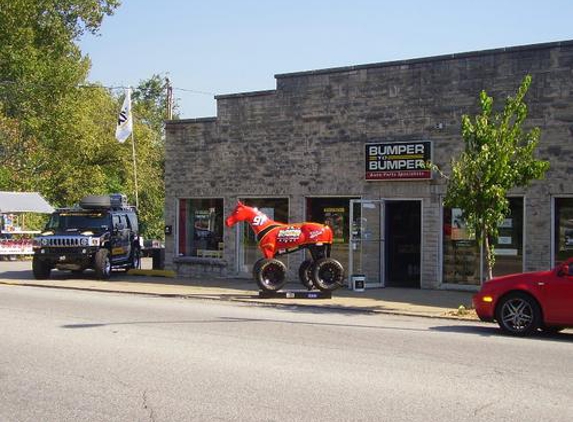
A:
[501,298,533,332]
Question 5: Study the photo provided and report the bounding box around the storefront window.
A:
[178,198,224,258]
[306,197,359,266]
[238,198,289,273]
[442,197,523,284]
[554,198,573,265]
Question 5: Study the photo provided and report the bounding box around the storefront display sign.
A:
[323,207,345,243]
[0,238,34,255]
[365,141,432,180]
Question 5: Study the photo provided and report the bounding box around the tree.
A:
[443,75,549,281]
[0,2,174,240]
[0,0,121,202]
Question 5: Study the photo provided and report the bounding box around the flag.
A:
[115,88,133,143]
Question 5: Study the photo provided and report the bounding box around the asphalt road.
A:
[1,285,572,422]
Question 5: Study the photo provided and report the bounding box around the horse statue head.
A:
[225,201,268,227]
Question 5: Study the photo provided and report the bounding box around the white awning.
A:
[0,192,54,214]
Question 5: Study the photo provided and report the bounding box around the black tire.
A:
[252,258,266,281]
[32,256,51,280]
[80,195,111,209]
[495,292,541,336]
[311,258,344,292]
[298,259,314,290]
[94,249,112,280]
[255,259,287,292]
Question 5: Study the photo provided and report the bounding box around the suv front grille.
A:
[43,236,83,247]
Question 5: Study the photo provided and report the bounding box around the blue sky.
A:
[80,0,573,118]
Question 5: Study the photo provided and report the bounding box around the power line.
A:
[0,81,215,96]
[173,87,214,96]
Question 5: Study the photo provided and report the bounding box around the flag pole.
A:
[131,130,139,209]
[115,87,138,209]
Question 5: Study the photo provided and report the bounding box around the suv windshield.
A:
[46,212,110,232]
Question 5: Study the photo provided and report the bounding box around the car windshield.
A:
[46,212,110,232]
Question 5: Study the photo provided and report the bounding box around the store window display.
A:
[554,198,573,265]
[178,198,224,258]
[237,198,289,273]
[442,197,523,284]
[306,197,359,267]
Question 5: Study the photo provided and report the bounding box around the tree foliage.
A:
[0,1,171,240]
[444,75,550,280]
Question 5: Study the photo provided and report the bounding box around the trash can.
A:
[151,248,165,270]
[351,274,365,292]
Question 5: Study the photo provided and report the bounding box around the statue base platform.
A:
[258,290,332,299]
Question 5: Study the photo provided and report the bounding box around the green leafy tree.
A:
[0,0,120,201]
[443,75,549,280]
[0,2,174,240]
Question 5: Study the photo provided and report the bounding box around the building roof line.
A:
[274,39,573,79]
[215,89,276,100]
[165,117,217,125]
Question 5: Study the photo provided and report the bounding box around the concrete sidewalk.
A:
[0,259,478,320]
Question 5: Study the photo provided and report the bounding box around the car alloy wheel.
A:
[496,292,541,336]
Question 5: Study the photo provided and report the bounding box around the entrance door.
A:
[349,200,385,287]
[385,201,421,288]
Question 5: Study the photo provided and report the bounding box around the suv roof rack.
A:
[79,194,131,210]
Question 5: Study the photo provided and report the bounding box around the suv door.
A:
[110,214,131,262]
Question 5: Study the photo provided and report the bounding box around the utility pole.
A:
[165,77,173,120]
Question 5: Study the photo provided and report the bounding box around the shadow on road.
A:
[61,316,430,333]
[430,324,573,342]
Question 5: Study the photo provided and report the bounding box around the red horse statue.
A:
[225,201,344,292]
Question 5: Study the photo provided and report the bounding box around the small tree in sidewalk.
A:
[438,75,549,281]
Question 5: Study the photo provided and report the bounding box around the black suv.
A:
[32,194,140,280]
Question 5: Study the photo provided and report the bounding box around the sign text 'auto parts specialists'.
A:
[365,141,432,180]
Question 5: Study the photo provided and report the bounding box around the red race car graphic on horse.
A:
[225,201,345,292]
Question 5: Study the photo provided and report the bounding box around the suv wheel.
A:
[32,256,51,280]
[94,249,111,280]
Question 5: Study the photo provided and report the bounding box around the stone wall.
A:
[165,41,573,287]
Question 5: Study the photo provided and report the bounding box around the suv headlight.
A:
[41,238,49,246]
[80,238,89,247]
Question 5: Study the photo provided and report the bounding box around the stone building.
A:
[164,40,573,290]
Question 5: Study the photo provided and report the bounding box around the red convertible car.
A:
[473,258,573,336]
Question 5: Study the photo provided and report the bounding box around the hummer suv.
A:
[33,194,140,280]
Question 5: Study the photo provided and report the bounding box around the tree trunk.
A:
[484,235,493,281]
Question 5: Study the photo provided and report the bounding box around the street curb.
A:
[0,280,479,322]
[127,269,176,277]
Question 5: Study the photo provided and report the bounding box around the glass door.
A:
[349,200,385,288]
